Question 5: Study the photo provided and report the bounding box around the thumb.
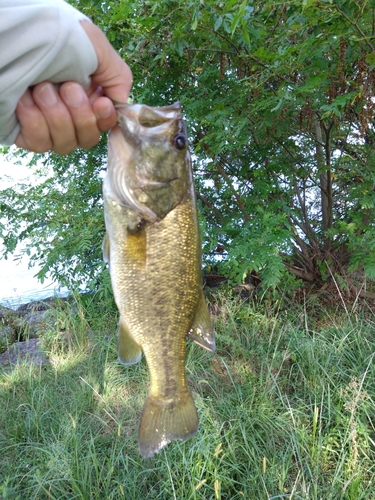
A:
[80,21,133,104]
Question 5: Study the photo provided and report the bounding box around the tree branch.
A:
[196,192,223,222]
[333,4,374,51]
[197,130,249,222]
[314,114,333,252]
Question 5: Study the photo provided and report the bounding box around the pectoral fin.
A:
[188,291,215,353]
[118,316,143,365]
[124,225,147,267]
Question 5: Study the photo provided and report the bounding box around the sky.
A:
[0,152,31,186]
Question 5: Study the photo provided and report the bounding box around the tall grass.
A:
[0,289,374,499]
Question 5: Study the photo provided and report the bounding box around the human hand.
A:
[15,21,132,154]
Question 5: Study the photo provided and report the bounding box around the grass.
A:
[0,288,374,499]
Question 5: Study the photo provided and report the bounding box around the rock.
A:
[0,298,57,343]
[0,338,48,367]
[23,310,50,338]
[0,295,68,367]
[16,297,58,313]
[0,304,14,321]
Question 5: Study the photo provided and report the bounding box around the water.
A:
[0,155,69,308]
[0,250,68,309]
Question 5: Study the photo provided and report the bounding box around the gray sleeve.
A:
[0,0,99,145]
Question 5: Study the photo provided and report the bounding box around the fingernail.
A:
[19,91,34,107]
[37,83,57,106]
[62,82,85,107]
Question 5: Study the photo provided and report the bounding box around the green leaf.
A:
[214,16,223,31]
[241,23,250,45]
[174,40,184,57]
[271,99,283,112]
[365,52,375,69]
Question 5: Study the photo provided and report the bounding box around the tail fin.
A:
[138,391,198,458]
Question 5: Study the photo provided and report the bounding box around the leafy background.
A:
[2,0,375,293]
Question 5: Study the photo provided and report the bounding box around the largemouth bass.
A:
[103,102,215,458]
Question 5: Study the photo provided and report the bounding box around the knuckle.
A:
[28,136,52,153]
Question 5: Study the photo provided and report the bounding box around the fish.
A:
[102,102,215,458]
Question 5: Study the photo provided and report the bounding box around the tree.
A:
[2,0,375,291]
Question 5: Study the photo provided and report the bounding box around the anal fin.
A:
[102,233,110,264]
[118,316,142,365]
[187,290,216,353]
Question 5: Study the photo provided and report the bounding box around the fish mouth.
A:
[115,102,182,144]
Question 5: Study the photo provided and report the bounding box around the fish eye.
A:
[173,133,187,150]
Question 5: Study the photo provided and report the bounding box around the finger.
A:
[80,21,133,103]
[15,89,52,152]
[92,96,117,132]
[59,81,103,148]
[85,83,118,132]
[32,82,77,154]
[87,83,104,104]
